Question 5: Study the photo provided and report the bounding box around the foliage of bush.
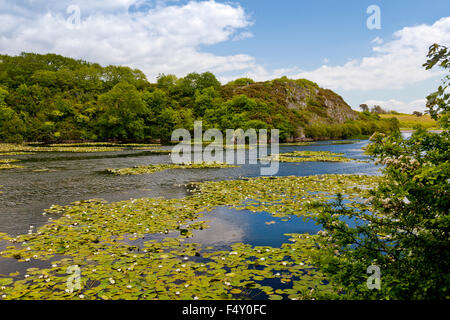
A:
[311,44,449,300]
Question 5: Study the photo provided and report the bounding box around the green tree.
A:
[156,74,178,91]
[155,107,194,143]
[423,44,449,129]
[312,44,449,300]
[0,87,25,143]
[193,87,220,118]
[226,94,258,113]
[97,82,149,141]
[177,72,221,97]
[227,78,254,86]
[359,104,369,112]
[142,88,169,116]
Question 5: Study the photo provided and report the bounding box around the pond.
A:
[0,138,386,300]
[0,139,377,238]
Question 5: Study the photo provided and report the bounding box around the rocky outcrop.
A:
[221,77,359,140]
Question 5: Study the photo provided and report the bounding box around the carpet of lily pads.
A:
[0,143,172,171]
[0,143,162,154]
[104,162,239,175]
[260,151,359,163]
[0,174,381,300]
[0,159,24,170]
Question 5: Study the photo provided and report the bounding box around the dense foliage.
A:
[0,53,398,143]
[312,44,449,299]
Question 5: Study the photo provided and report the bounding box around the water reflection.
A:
[188,207,321,249]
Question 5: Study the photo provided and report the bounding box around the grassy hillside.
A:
[379,114,438,130]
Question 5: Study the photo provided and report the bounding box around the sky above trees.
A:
[0,0,449,113]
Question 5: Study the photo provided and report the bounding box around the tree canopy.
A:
[0,52,398,143]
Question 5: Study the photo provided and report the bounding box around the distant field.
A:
[379,114,438,130]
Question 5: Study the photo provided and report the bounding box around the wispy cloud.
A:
[371,36,383,45]
[233,31,254,41]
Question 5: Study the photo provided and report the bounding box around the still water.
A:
[0,140,378,242]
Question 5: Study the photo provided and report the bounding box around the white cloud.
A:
[233,31,254,41]
[243,17,450,91]
[363,98,427,113]
[371,36,383,45]
[1,0,449,112]
[295,18,450,91]
[0,0,255,79]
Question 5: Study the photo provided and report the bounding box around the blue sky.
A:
[1,0,449,112]
[212,0,447,67]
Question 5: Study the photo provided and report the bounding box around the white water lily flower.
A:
[79,295,85,299]
[229,252,238,255]
[109,278,115,284]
